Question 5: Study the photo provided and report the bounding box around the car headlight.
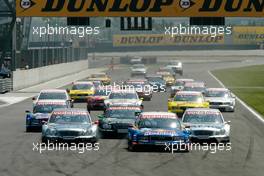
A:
[46,128,57,136]
[84,129,93,135]
[216,128,226,135]
[102,123,112,129]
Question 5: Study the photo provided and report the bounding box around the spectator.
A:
[0,63,11,78]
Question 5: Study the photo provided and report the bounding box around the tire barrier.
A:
[0,78,12,93]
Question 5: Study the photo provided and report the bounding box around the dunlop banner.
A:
[113,34,224,47]
[233,26,264,44]
[17,0,264,17]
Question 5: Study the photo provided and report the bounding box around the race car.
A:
[168,91,209,116]
[145,75,166,92]
[205,88,236,112]
[166,60,183,75]
[156,71,175,86]
[170,79,194,98]
[32,89,73,108]
[182,108,230,143]
[98,106,142,136]
[42,108,98,143]
[87,88,110,112]
[127,112,190,151]
[125,79,153,101]
[130,56,142,64]
[69,81,95,101]
[104,89,143,109]
[26,100,70,132]
[131,64,147,76]
[183,81,206,94]
[88,73,111,85]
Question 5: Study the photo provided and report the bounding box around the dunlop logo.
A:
[16,0,264,17]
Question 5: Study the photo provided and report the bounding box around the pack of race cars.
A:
[25,61,234,152]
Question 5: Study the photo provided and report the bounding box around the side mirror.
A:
[231,93,236,98]
[32,97,36,101]
[93,120,99,125]
[97,114,105,119]
[25,110,31,114]
[66,89,70,93]
[168,98,173,102]
[225,121,231,125]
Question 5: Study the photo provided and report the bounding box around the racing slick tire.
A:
[41,136,48,144]
[128,141,137,152]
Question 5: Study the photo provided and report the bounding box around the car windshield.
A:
[148,77,164,83]
[106,109,140,119]
[94,89,109,96]
[174,81,185,86]
[184,86,205,92]
[183,113,223,124]
[49,114,90,124]
[138,118,181,129]
[72,84,94,90]
[133,65,144,69]
[175,94,203,102]
[109,92,138,99]
[205,91,230,98]
[33,104,67,114]
[39,92,67,100]
[92,74,105,78]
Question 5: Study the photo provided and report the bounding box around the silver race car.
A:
[130,64,147,76]
[104,89,143,109]
[42,108,98,143]
[182,108,230,143]
[205,88,236,112]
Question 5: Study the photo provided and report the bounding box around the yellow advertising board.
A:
[17,0,264,17]
[113,34,224,47]
[233,26,264,44]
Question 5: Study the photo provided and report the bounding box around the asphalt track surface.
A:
[0,58,264,176]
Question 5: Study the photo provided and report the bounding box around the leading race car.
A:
[182,108,231,143]
[131,64,147,76]
[69,81,95,102]
[26,100,70,132]
[98,106,142,136]
[127,112,190,151]
[156,71,175,86]
[42,108,98,143]
[170,79,194,98]
[165,60,183,75]
[88,73,111,85]
[104,89,143,109]
[168,91,209,116]
[204,88,236,112]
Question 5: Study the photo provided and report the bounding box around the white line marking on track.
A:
[208,71,264,124]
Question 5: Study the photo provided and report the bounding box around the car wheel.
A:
[41,136,48,144]
[26,127,31,132]
[128,141,137,152]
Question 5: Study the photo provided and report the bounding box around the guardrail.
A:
[0,78,12,93]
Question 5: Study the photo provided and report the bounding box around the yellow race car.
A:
[69,81,95,101]
[88,73,111,85]
[168,91,209,116]
[156,71,175,86]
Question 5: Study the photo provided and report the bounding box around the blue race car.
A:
[128,112,190,152]
[25,100,70,132]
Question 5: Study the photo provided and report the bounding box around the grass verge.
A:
[212,65,264,116]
